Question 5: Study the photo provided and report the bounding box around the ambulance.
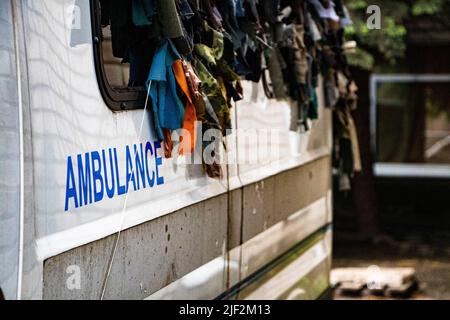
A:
[0,0,333,300]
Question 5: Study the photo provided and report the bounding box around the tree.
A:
[344,0,450,70]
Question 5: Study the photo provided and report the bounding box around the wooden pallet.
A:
[331,267,418,298]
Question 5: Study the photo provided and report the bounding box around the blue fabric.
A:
[235,0,245,17]
[146,40,185,140]
[132,0,155,26]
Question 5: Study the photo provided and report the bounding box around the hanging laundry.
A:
[132,0,155,26]
[99,0,361,181]
[146,40,185,155]
[172,60,198,154]
[191,58,230,135]
[266,46,288,100]
[100,0,144,59]
[308,0,340,22]
[194,22,225,64]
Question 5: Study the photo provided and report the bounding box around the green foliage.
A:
[412,0,445,15]
[344,0,447,70]
[346,47,375,70]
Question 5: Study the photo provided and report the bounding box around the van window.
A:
[90,0,152,111]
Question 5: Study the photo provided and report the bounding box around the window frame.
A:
[369,73,450,178]
[90,0,147,111]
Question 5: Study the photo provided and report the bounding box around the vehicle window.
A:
[91,0,151,111]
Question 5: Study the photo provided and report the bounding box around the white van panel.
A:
[0,0,21,300]
[19,0,332,262]
[0,1,334,300]
[22,0,235,259]
[147,194,331,300]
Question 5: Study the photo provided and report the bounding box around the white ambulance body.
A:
[0,0,332,300]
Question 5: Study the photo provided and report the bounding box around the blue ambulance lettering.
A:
[64,141,164,211]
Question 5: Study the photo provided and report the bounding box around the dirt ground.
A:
[333,176,450,300]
